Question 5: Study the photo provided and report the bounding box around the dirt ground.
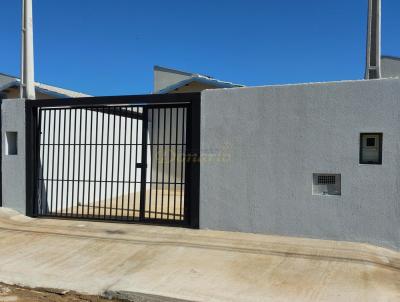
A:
[0,283,122,302]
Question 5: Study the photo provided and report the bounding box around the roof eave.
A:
[156,77,244,94]
[0,80,20,92]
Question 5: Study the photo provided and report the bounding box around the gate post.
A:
[186,98,200,228]
[25,100,38,217]
[1,99,28,215]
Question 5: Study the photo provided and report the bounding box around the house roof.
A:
[154,66,244,94]
[0,73,91,98]
[0,73,18,92]
[382,55,400,61]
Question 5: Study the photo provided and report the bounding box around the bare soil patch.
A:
[0,283,123,302]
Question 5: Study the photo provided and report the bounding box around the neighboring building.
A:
[153,65,243,94]
[0,73,91,99]
[381,56,400,78]
[154,56,400,95]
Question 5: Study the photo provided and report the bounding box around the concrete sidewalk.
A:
[0,208,399,302]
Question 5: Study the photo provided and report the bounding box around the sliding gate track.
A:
[25,93,200,228]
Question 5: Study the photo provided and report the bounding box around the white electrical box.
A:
[360,133,382,164]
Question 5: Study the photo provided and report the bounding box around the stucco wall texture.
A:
[1,99,27,214]
[200,78,400,250]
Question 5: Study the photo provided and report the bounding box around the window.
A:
[360,133,382,165]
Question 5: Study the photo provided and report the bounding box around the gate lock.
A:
[136,163,147,169]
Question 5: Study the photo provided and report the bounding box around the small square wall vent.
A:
[313,174,341,196]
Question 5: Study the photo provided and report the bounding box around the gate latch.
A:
[136,163,147,169]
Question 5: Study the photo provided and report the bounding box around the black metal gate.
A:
[26,93,200,227]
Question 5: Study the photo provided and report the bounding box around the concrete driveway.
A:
[0,208,399,302]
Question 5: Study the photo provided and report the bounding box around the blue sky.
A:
[0,0,399,96]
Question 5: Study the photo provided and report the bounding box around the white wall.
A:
[38,108,146,213]
[38,106,187,214]
[200,78,400,250]
[148,107,187,185]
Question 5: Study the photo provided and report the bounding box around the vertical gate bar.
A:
[155,108,160,219]
[161,108,166,219]
[179,108,186,220]
[50,110,57,215]
[115,108,122,217]
[133,106,139,219]
[26,104,40,217]
[98,109,105,217]
[184,105,191,224]
[174,108,179,220]
[34,108,41,217]
[167,108,172,220]
[55,110,62,216]
[81,109,88,216]
[121,107,128,219]
[87,108,94,217]
[65,109,72,216]
[71,109,77,217]
[38,109,46,215]
[125,107,133,219]
[93,108,99,217]
[50,110,55,215]
[103,107,111,219]
[36,108,41,214]
[45,110,52,215]
[148,108,154,218]
[60,109,67,215]
[109,107,116,218]
[36,109,42,215]
[76,108,83,216]
[139,108,148,220]
[47,110,53,214]
[127,107,133,219]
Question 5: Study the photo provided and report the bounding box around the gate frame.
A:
[25,93,201,228]
[0,98,2,208]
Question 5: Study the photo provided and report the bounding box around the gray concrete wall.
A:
[382,56,400,78]
[200,78,400,250]
[1,99,27,214]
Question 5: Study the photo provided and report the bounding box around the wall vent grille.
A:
[313,173,341,196]
[317,175,336,185]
